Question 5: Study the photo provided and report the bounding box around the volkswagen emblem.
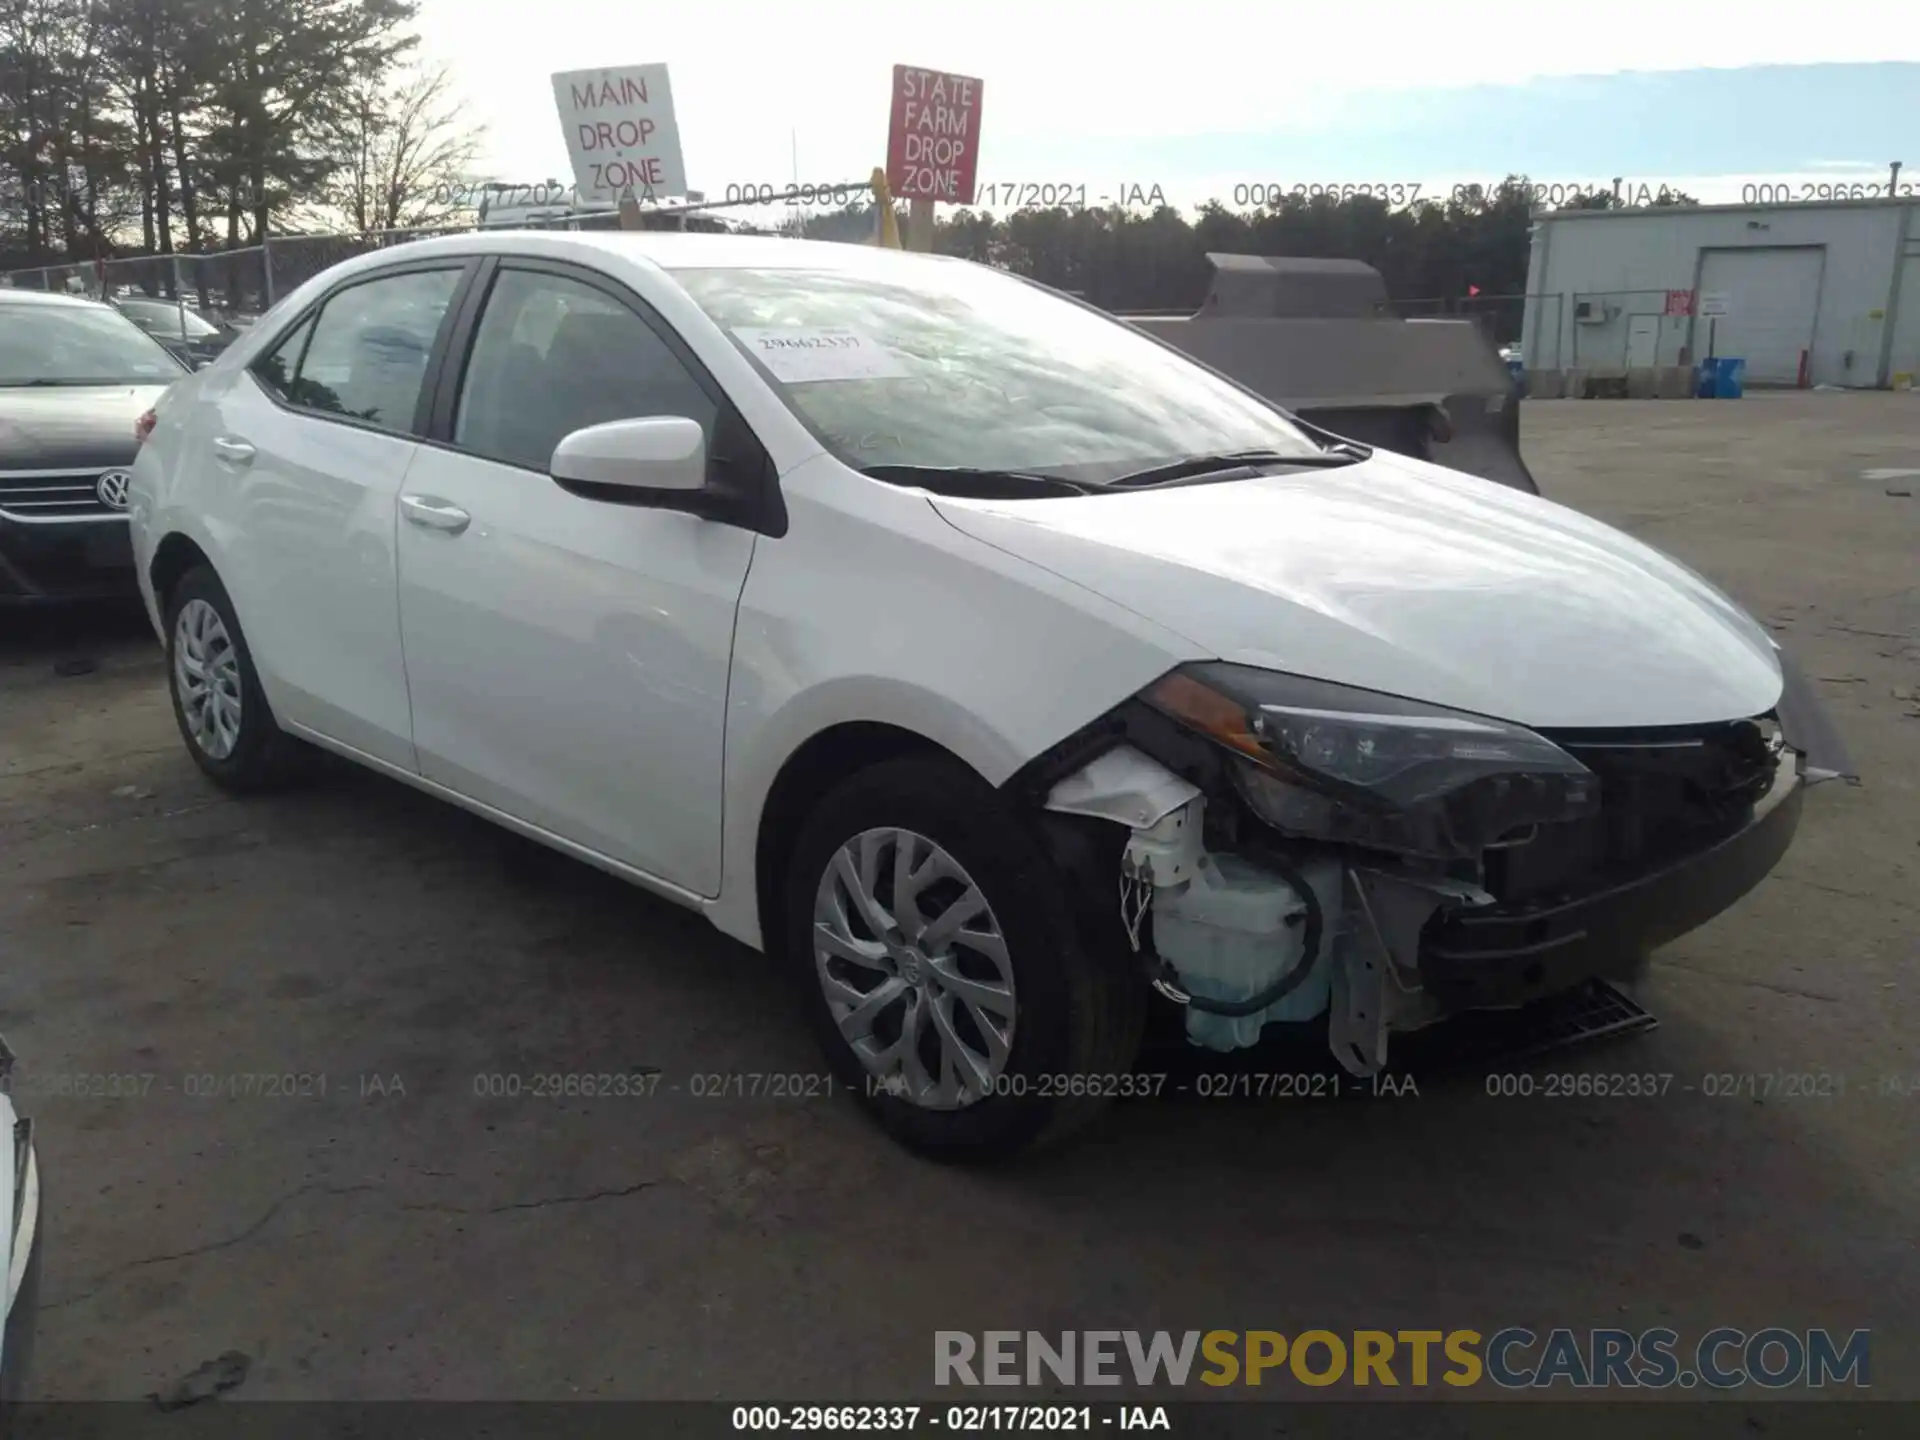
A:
[95,469,133,511]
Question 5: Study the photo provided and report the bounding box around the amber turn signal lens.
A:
[1145,671,1267,761]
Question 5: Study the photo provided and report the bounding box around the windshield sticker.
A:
[731,327,911,384]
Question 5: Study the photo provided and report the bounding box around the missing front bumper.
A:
[1042,716,1811,1076]
[1420,761,1804,1011]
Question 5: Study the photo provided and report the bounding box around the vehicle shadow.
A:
[0,598,155,681]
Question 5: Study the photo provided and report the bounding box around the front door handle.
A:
[211,436,254,466]
[400,494,471,535]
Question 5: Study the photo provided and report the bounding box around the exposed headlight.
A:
[1142,663,1600,860]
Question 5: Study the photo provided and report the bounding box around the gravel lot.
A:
[2,391,1916,1403]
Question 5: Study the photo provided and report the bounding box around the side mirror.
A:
[550,416,706,496]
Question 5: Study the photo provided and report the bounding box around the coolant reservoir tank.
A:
[1153,854,1335,1051]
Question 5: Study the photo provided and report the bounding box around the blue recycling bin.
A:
[1695,357,1747,398]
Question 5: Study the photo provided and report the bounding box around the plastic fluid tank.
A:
[1152,854,1333,1051]
[1715,357,1746,398]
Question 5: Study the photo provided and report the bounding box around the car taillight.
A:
[135,408,157,444]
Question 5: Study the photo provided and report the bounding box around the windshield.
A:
[116,297,221,338]
[667,262,1323,484]
[0,303,188,386]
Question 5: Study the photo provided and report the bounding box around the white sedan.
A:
[127,231,1844,1158]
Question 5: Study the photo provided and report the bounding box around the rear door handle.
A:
[400,494,471,535]
[211,436,254,465]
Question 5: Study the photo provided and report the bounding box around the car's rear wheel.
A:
[163,564,308,792]
[784,755,1145,1160]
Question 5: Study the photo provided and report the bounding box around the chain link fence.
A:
[1399,293,1529,349]
[1375,290,1710,374]
[0,185,874,313]
[1393,290,1717,391]
[1524,289,1708,373]
[1,246,271,324]
[0,237,1695,382]
[0,209,633,323]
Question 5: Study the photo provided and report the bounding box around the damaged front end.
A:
[1024,661,1837,1078]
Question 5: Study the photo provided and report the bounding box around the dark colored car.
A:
[0,289,188,603]
[112,295,237,366]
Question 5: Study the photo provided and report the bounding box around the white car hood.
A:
[932,454,1784,730]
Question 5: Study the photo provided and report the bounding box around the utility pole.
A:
[617,187,645,231]
[906,198,935,252]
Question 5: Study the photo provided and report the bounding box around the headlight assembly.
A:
[1142,663,1600,860]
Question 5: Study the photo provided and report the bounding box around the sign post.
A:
[869,168,903,249]
[1698,292,1730,362]
[551,64,688,230]
[886,64,983,253]
[907,199,934,252]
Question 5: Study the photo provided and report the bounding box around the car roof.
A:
[0,287,115,310]
[301,228,974,288]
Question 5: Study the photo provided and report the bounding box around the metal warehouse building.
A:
[1521,198,1920,388]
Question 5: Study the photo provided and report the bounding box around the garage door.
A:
[1698,248,1824,385]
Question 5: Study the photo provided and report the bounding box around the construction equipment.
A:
[1123,255,1539,494]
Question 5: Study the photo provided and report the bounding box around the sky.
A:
[414,0,1920,220]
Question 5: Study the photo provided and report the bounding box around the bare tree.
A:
[323,58,484,235]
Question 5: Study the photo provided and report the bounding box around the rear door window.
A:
[253,316,318,404]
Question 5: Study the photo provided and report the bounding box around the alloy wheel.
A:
[173,598,244,760]
[811,827,1017,1110]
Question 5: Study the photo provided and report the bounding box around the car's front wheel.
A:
[163,564,308,792]
[785,755,1144,1160]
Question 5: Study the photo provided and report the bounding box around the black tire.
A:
[161,564,310,793]
[784,754,1145,1161]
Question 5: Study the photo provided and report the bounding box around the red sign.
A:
[1664,289,1695,316]
[887,65,983,205]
